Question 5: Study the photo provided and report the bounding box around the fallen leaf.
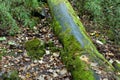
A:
[0,37,6,41]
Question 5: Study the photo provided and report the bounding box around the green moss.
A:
[2,70,21,80]
[45,41,61,52]
[25,38,45,59]
[48,0,115,79]
[59,30,95,80]
[72,57,95,80]
[50,6,96,80]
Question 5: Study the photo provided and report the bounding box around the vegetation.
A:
[70,0,120,45]
[48,0,115,79]
[59,32,95,80]
[25,38,61,59]
[0,0,119,79]
[1,70,21,80]
[25,38,45,59]
[0,0,45,35]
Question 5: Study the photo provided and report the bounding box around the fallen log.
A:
[47,0,116,80]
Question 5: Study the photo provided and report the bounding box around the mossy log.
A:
[47,0,116,80]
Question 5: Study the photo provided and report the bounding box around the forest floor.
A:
[0,2,120,80]
[0,18,72,80]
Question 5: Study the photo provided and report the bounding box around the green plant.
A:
[2,70,21,80]
[45,41,61,52]
[25,38,45,59]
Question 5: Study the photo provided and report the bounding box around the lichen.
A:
[25,38,45,59]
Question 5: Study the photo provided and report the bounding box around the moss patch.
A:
[25,38,45,59]
[2,70,21,80]
[59,30,95,80]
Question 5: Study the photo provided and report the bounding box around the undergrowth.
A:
[70,0,120,45]
[0,0,45,35]
[1,70,21,80]
[25,38,45,59]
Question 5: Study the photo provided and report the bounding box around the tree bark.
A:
[47,0,116,80]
